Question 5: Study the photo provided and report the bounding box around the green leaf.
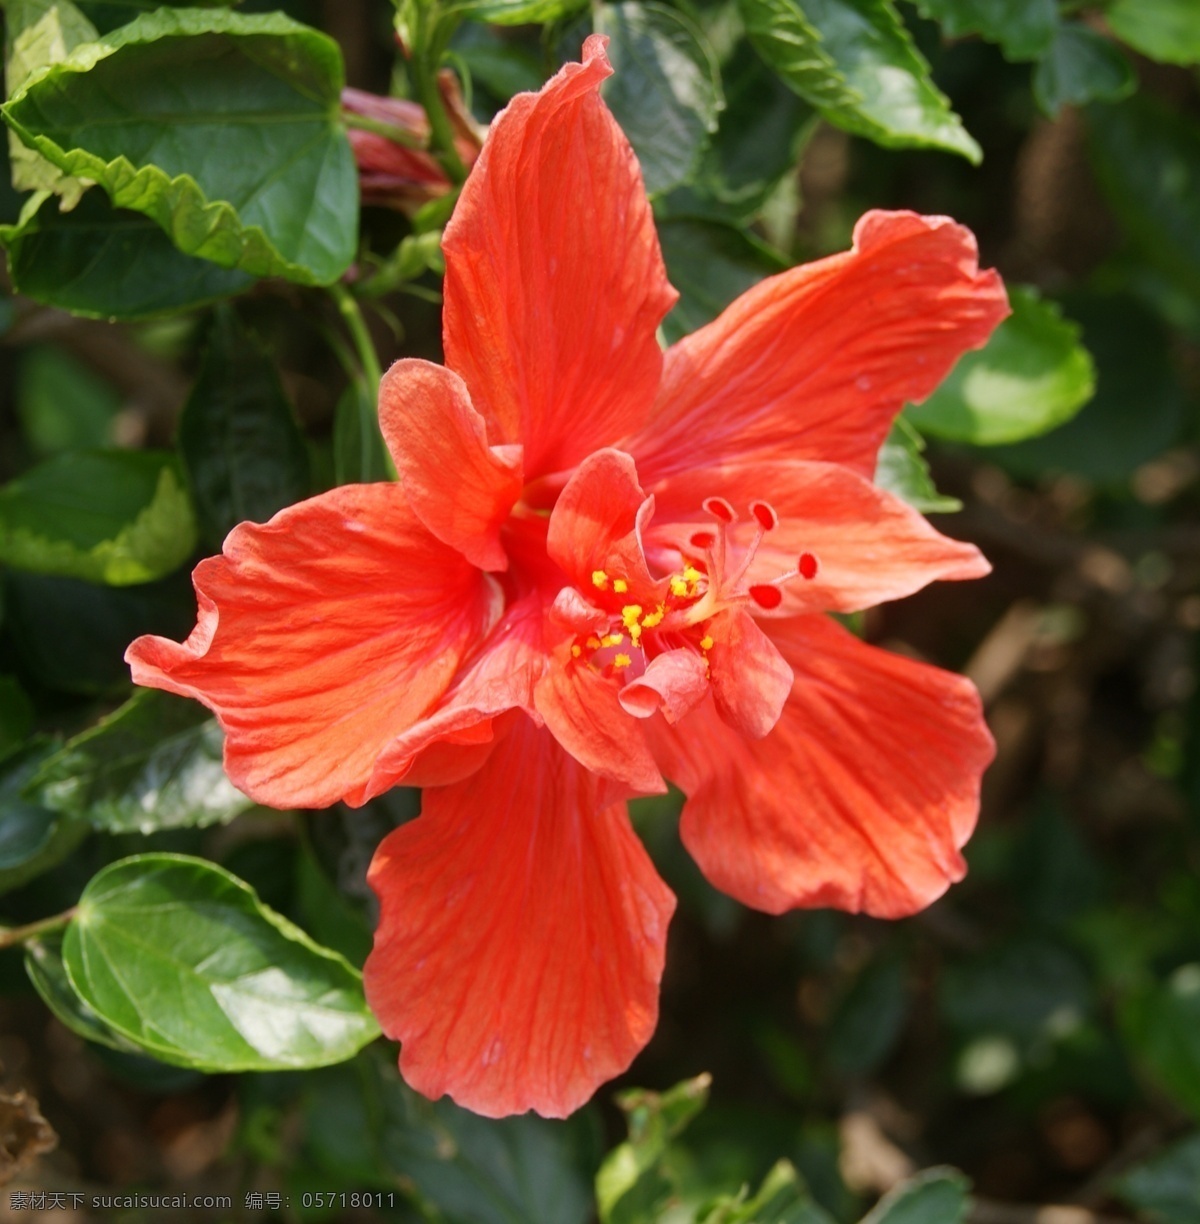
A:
[3,9,357,285]
[860,1169,969,1224]
[0,676,33,754]
[1,567,195,695]
[691,38,815,220]
[0,739,87,896]
[0,449,196,585]
[26,935,144,1054]
[595,3,723,197]
[597,1074,712,1224]
[3,188,253,320]
[1124,965,1200,1120]
[1032,24,1134,118]
[179,309,310,546]
[76,0,242,37]
[1107,0,1200,67]
[15,342,121,457]
[990,293,1187,485]
[294,847,373,968]
[739,0,980,163]
[906,286,1094,445]
[1089,96,1200,304]
[912,0,1057,60]
[25,688,254,835]
[450,0,589,26]
[304,1050,599,1224]
[874,420,960,514]
[2,0,97,205]
[333,380,391,486]
[657,216,787,344]
[701,1160,833,1224]
[1114,1132,1200,1224]
[826,956,909,1078]
[62,853,380,1071]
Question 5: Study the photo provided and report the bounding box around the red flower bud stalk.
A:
[342,74,484,212]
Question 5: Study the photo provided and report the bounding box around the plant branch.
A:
[0,907,78,949]
[343,111,426,149]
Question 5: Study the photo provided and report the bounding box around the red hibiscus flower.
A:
[127,36,1008,1119]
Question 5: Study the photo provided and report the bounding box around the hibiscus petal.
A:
[369,594,548,790]
[645,459,989,616]
[126,486,496,809]
[364,717,675,1119]
[629,211,1008,482]
[619,648,709,723]
[442,35,676,478]
[650,614,993,918]
[379,359,523,572]
[547,448,658,595]
[705,609,793,738]
[536,657,665,797]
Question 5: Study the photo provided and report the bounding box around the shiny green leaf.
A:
[25,935,143,1054]
[597,3,722,196]
[1033,24,1134,118]
[739,0,980,163]
[450,0,588,25]
[3,9,357,285]
[906,286,1094,445]
[0,450,196,585]
[1107,0,1200,67]
[62,853,380,1071]
[179,308,310,546]
[3,188,253,320]
[26,688,253,835]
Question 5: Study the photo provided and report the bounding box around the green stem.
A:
[0,907,77,949]
[328,283,398,482]
[410,6,468,186]
[330,282,383,394]
[343,112,427,150]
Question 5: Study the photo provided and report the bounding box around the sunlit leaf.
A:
[26,688,253,835]
[1107,0,1200,67]
[0,450,196,585]
[3,9,357,285]
[739,0,980,163]
[62,853,380,1071]
[906,286,1094,445]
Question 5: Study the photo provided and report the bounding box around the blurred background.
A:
[0,0,1199,1220]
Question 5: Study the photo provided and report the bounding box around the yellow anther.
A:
[669,576,689,597]
[683,566,702,584]
[614,654,632,669]
[592,570,609,589]
[601,633,624,648]
[571,644,582,658]
[621,604,643,629]
[641,606,665,629]
[613,578,628,594]
[700,634,714,651]
[629,624,642,642]
[586,635,601,650]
